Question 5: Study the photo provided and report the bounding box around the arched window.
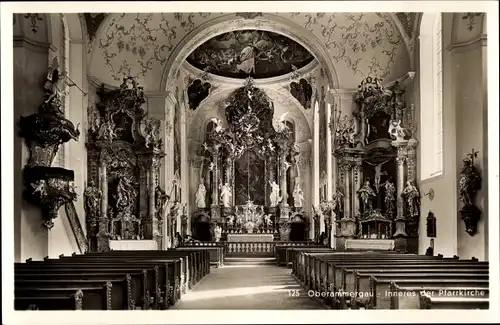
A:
[419,13,443,180]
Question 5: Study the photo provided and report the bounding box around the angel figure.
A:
[272,112,289,133]
[269,180,282,207]
[220,182,232,208]
[292,180,304,208]
[31,180,47,197]
[357,178,376,214]
[195,183,207,209]
[388,120,406,141]
[402,180,420,218]
[227,215,235,227]
[210,118,224,133]
[263,214,273,228]
[98,121,118,142]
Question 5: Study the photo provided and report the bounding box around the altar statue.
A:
[213,224,222,242]
[402,180,420,218]
[357,178,376,214]
[292,180,304,208]
[116,176,136,213]
[382,178,396,215]
[195,183,207,209]
[269,180,282,207]
[220,182,232,207]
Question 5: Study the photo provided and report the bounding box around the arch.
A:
[161,13,340,92]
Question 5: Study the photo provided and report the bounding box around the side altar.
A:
[323,75,420,253]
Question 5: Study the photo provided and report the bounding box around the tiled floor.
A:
[172,258,326,309]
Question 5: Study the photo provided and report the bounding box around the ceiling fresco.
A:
[185,30,315,79]
[90,13,409,90]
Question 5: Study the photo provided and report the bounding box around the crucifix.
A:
[365,159,391,193]
[462,13,482,31]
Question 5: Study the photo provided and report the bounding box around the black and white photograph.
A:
[1,1,499,324]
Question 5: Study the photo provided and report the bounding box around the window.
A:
[420,13,443,180]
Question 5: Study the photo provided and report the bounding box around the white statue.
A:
[195,183,206,209]
[272,111,289,133]
[210,118,224,133]
[388,120,406,141]
[227,215,235,227]
[292,179,304,208]
[220,182,232,207]
[269,180,282,207]
[213,224,222,242]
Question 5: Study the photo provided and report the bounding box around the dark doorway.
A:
[193,215,212,241]
[290,221,306,241]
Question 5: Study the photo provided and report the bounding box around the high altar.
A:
[191,78,309,243]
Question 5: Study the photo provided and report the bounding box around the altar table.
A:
[227,233,274,242]
[344,239,395,250]
[109,240,158,251]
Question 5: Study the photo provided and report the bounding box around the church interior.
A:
[10,11,495,313]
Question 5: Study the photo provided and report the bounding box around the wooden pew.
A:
[275,245,327,267]
[177,245,225,268]
[419,292,489,309]
[79,249,210,291]
[371,276,490,309]
[16,270,149,310]
[17,259,175,309]
[15,282,112,310]
[15,292,83,310]
[77,251,196,292]
[390,282,489,309]
[352,265,488,292]
[304,253,442,290]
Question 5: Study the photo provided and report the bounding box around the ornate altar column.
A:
[211,146,221,221]
[337,156,357,244]
[343,161,352,218]
[352,158,363,218]
[326,101,333,201]
[97,150,110,252]
[393,140,408,251]
[279,154,291,222]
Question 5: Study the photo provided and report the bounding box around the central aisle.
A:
[172,257,327,309]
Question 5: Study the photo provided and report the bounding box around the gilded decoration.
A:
[85,77,165,251]
[458,149,482,236]
[192,78,303,241]
[332,76,418,252]
[19,60,80,229]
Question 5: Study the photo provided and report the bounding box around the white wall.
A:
[417,13,488,260]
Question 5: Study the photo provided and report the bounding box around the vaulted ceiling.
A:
[87,13,412,90]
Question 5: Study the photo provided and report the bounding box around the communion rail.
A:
[182,241,316,257]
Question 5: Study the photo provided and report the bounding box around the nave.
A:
[14,243,489,311]
[172,257,325,309]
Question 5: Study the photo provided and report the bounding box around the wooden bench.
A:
[177,245,225,268]
[18,258,180,309]
[275,245,327,267]
[419,292,489,309]
[16,270,150,310]
[15,292,83,310]
[16,264,151,310]
[371,276,489,309]
[390,283,489,309]
[15,283,112,310]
